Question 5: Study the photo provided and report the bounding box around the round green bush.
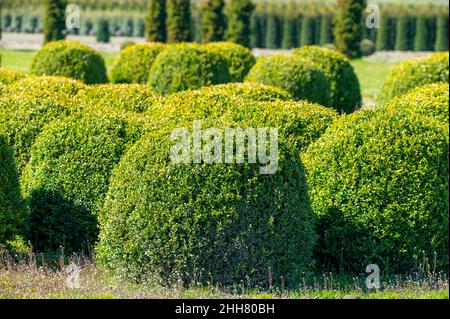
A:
[0,134,25,244]
[97,97,337,286]
[110,42,166,84]
[0,67,25,85]
[0,92,77,174]
[245,54,332,107]
[8,76,85,99]
[184,82,292,102]
[379,52,449,105]
[148,43,231,95]
[302,108,449,273]
[30,40,108,84]
[21,112,143,253]
[203,42,256,82]
[384,82,449,124]
[77,84,161,113]
[293,46,362,113]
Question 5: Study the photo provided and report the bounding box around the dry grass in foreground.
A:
[0,251,448,299]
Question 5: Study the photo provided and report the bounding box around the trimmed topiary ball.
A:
[184,82,292,102]
[97,97,337,287]
[30,40,108,84]
[21,112,143,253]
[245,54,332,107]
[302,108,449,273]
[0,67,25,85]
[77,84,161,113]
[384,82,449,124]
[379,52,449,105]
[203,42,256,82]
[293,45,362,113]
[0,92,78,174]
[0,134,25,244]
[8,76,85,99]
[148,43,231,95]
[110,42,166,84]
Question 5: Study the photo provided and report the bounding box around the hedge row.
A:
[2,2,448,51]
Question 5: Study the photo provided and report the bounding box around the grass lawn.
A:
[0,47,398,106]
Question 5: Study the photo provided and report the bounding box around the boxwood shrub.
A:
[379,52,449,105]
[0,67,25,85]
[384,82,449,124]
[180,82,292,103]
[110,43,166,84]
[148,44,231,95]
[9,76,85,99]
[77,84,161,113]
[293,46,362,113]
[0,135,25,244]
[302,108,449,273]
[96,96,337,286]
[203,42,256,82]
[21,112,143,253]
[0,93,77,173]
[245,54,331,107]
[30,40,108,84]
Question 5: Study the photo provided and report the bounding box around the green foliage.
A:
[435,14,449,52]
[395,15,413,51]
[0,67,24,84]
[30,40,108,85]
[414,15,428,51]
[249,9,265,48]
[294,46,362,113]
[203,41,256,82]
[110,43,166,84]
[43,0,67,44]
[245,54,331,106]
[360,39,375,56]
[281,12,298,50]
[145,0,167,42]
[77,84,161,113]
[265,10,281,49]
[384,82,449,124]
[148,44,231,95]
[21,112,143,253]
[224,0,255,48]
[333,0,366,59]
[379,52,449,105]
[0,77,82,173]
[302,107,449,273]
[319,15,333,45]
[96,19,110,43]
[376,14,393,51]
[96,94,337,286]
[0,135,25,244]
[300,15,315,47]
[200,0,226,43]
[166,0,191,43]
